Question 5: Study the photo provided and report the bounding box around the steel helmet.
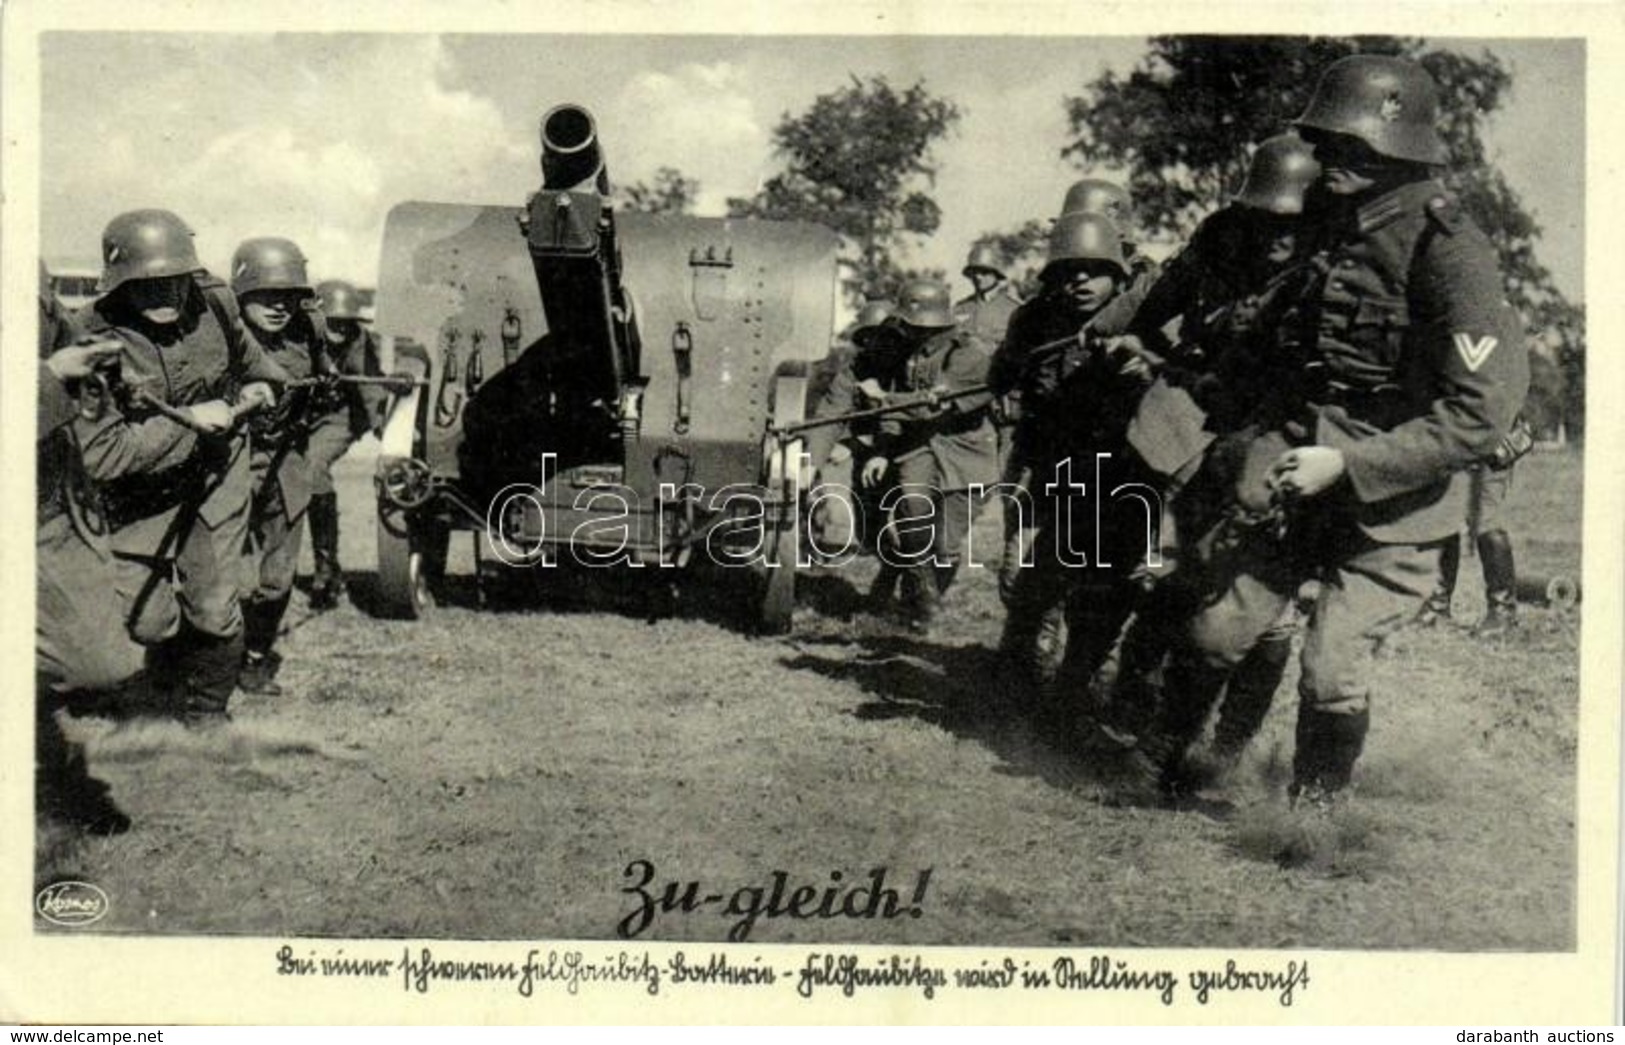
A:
[1235,133,1322,215]
[1294,54,1449,166]
[230,237,312,297]
[850,301,898,349]
[98,208,204,294]
[1040,212,1128,281]
[1060,178,1134,226]
[894,279,957,330]
[962,244,1005,280]
[316,279,368,322]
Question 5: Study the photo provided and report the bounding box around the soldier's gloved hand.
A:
[860,455,890,488]
[856,378,887,405]
[185,400,237,435]
[46,338,123,382]
[828,443,853,465]
[1268,446,1347,499]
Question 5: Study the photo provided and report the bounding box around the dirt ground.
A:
[38,445,1581,950]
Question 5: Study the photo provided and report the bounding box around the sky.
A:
[40,32,1584,304]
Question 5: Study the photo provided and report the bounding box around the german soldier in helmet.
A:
[991,212,1154,706]
[955,243,1022,345]
[73,209,289,725]
[1095,132,1324,778]
[804,301,912,600]
[304,279,388,611]
[232,236,334,695]
[860,279,997,632]
[1127,55,1529,814]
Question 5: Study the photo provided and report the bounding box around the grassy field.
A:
[38,445,1582,949]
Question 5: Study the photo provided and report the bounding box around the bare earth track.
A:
[38,447,1581,950]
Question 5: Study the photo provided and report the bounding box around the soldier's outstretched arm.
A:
[1318,223,1529,504]
[71,398,199,482]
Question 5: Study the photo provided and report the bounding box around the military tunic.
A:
[1166,179,1528,783]
[36,289,185,693]
[75,276,289,644]
[872,329,997,585]
[305,326,387,497]
[244,316,328,615]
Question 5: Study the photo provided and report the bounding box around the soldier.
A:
[75,209,289,724]
[990,213,1154,700]
[1125,55,1529,811]
[232,238,333,695]
[859,280,998,632]
[1413,414,1533,636]
[305,279,389,611]
[1094,133,1324,773]
[955,244,1022,344]
[803,302,912,599]
[37,262,157,833]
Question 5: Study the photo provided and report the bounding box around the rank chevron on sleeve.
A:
[1453,332,1498,372]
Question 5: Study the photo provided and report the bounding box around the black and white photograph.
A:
[5,0,1620,1026]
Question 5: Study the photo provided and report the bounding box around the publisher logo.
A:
[35,881,109,927]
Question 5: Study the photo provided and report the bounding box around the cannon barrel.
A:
[523,103,640,412]
[540,104,609,194]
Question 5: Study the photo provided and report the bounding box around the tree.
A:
[1060,35,1583,435]
[727,75,961,304]
[621,167,699,215]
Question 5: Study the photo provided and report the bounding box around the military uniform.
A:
[36,278,177,697]
[76,272,288,718]
[306,281,390,609]
[1145,178,1527,800]
[243,319,327,672]
[873,317,998,628]
[954,282,1021,346]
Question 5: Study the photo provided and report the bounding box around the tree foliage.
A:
[727,75,961,304]
[1056,35,1583,435]
[621,167,699,215]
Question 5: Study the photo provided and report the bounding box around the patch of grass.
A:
[1232,798,1390,878]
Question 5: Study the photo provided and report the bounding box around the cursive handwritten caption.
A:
[273,944,1310,1007]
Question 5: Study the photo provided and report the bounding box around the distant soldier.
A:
[803,302,912,602]
[304,279,389,611]
[859,280,998,632]
[1414,415,1533,636]
[1125,56,1529,810]
[232,238,333,695]
[955,244,1022,344]
[991,213,1154,701]
[75,209,289,724]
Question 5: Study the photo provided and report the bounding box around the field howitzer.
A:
[368,102,841,627]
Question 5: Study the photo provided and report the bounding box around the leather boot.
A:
[308,493,345,610]
[1473,529,1519,637]
[177,629,243,726]
[240,595,291,696]
[901,566,941,635]
[1200,628,1293,778]
[1414,536,1459,628]
[1290,707,1369,808]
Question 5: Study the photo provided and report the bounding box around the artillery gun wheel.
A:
[377,508,449,620]
[755,508,798,635]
